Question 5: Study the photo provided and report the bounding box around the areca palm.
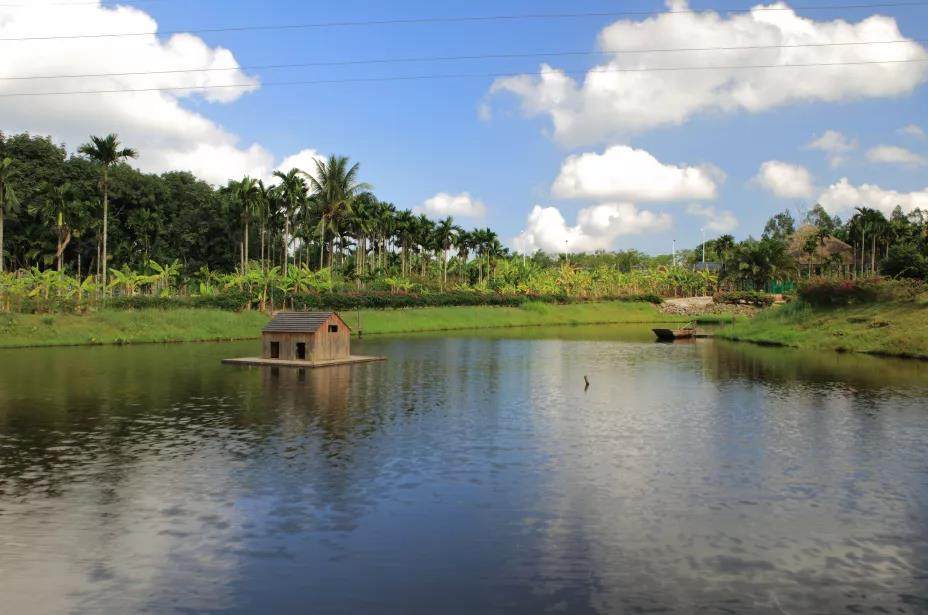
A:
[304,155,371,271]
[234,177,262,272]
[0,157,20,273]
[432,216,457,290]
[78,134,137,290]
[272,168,307,275]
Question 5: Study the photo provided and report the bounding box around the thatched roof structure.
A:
[788,225,854,266]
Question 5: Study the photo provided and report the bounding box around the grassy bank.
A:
[718,298,928,359]
[0,301,685,349]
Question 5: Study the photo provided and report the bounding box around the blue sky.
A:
[3,0,928,254]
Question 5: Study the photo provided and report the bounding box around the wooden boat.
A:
[652,327,696,341]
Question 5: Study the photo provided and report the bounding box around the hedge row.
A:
[103,291,663,312]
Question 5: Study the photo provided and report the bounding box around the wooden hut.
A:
[788,225,854,276]
[261,312,351,362]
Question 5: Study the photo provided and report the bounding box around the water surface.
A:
[1,326,927,613]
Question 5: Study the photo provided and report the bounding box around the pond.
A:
[1,326,927,613]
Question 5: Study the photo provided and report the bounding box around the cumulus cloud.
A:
[686,203,739,233]
[754,160,815,198]
[898,124,926,139]
[276,149,327,175]
[806,130,858,167]
[818,178,928,215]
[0,2,316,185]
[866,145,927,167]
[487,1,928,145]
[512,203,672,253]
[420,192,487,218]
[552,145,719,202]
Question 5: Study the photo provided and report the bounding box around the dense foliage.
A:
[2,131,926,315]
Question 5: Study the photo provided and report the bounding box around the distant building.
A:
[694,262,723,273]
[261,312,351,362]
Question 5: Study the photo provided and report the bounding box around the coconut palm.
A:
[78,134,137,290]
[304,155,371,271]
[0,157,20,273]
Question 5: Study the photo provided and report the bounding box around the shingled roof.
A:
[262,311,346,333]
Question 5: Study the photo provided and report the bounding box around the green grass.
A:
[0,301,685,349]
[0,309,270,348]
[718,296,928,359]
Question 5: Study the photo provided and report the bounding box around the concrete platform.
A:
[222,355,386,369]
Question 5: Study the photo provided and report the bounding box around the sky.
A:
[1,0,927,254]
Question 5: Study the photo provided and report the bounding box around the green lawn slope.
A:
[719,296,928,359]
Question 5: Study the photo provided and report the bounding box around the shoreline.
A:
[0,302,689,350]
[716,299,928,361]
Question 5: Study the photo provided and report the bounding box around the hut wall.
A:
[262,332,315,360]
[309,314,351,361]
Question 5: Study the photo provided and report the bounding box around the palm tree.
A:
[304,155,371,271]
[78,134,137,290]
[272,169,307,275]
[32,182,83,271]
[433,216,457,291]
[0,157,19,273]
[235,177,262,272]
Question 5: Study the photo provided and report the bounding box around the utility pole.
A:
[565,239,569,265]
[701,228,706,265]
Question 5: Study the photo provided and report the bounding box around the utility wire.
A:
[1,38,925,81]
[2,1,927,42]
[0,57,925,98]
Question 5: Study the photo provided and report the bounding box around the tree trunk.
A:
[318,216,326,272]
[283,218,290,276]
[102,169,109,294]
[0,207,4,273]
[243,221,249,271]
[871,235,876,274]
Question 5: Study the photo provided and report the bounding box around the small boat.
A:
[652,327,695,341]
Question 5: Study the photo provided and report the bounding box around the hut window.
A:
[270,341,280,358]
[296,342,306,360]
[328,324,338,333]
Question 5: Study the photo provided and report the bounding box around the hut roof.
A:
[788,225,854,266]
[262,311,348,334]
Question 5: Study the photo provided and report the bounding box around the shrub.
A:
[713,290,775,306]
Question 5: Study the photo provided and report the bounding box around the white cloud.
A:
[276,149,327,175]
[818,178,928,215]
[806,130,858,167]
[686,203,739,233]
[899,124,926,140]
[0,2,317,186]
[421,192,487,218]
[754,160,815,198]
[866,145,927,167]
[487,1,928,145]
[512,203,672,253]
[552,145,719,202]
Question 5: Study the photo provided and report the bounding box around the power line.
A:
[2,2,928,42]
[0,57,925,97]
[1,38,925,81]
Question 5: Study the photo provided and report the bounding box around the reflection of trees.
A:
[700,340,927,393]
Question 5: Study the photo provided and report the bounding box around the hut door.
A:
[296,342,306,360]
[270,342,280,358]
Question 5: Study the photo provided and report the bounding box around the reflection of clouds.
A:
[0,433,245,613]
[1,334,927,611]
[518,338,928,611]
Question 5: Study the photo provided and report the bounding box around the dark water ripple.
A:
[0,325,927,613]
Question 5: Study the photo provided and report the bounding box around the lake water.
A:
[1,326,927,613]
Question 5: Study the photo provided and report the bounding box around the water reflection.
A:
[0,328,926,613]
